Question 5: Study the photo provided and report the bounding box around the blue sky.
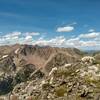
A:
[0,0,100,50]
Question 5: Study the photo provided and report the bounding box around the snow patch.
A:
[15,48,20,54]
[64,63,72,67]
[2,55,8,58]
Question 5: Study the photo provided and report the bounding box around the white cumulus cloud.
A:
[88,29,95,32]
[25,35,32,40]
[25,32,40,36]
[0,30,100,50]
[79,32,100,39]
[56,26,74,32]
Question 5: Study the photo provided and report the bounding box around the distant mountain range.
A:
[0,44,84,70]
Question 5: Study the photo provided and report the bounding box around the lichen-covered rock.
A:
[81,56,95,65]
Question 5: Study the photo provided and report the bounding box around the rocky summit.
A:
[0,44,100,100]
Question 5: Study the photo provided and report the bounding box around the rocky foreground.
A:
[0,45,100,100]
[1,57,100,100]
